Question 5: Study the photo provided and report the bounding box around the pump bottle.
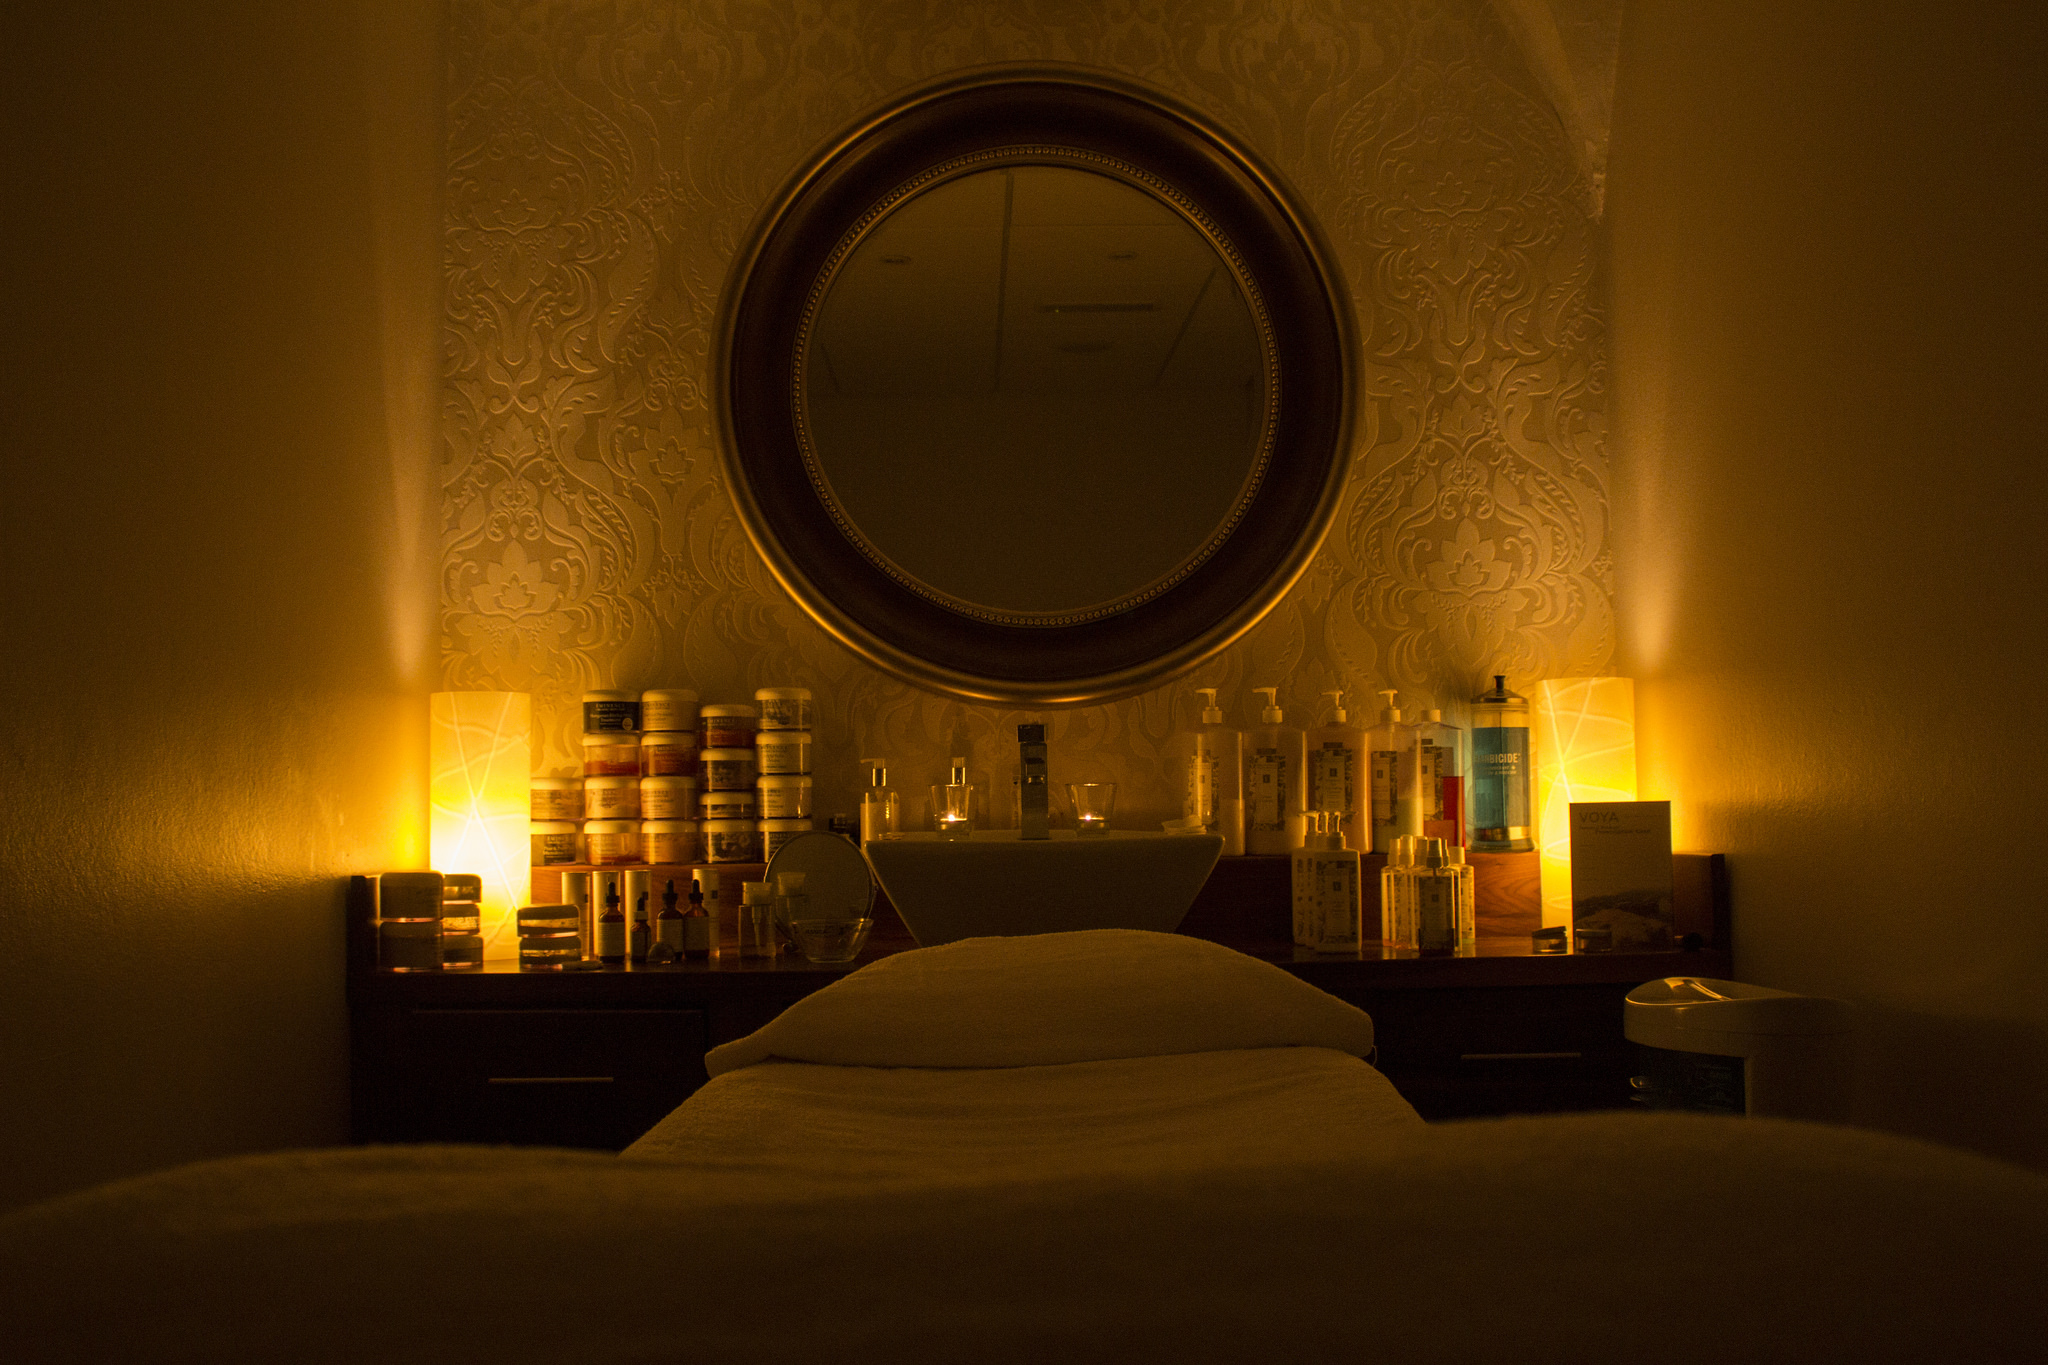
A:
[1413,707,1466,847]
[1309,690,1366,855]
[1366,690,1418,854]
[1413,837,1462,955]
[1292,811,1362,953]
[859,760,900,845]
[1245,687,1306,855]
[1186,687,1245,855]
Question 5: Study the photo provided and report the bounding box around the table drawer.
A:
[368,1007,708,1149]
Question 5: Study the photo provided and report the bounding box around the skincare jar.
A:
[642,819,701,866]
[584,820,640,866]
[701,789,757,822]
[581,689,640,734]
[640,688,698,733]
[530,777,583,822]
[704,818,761,863]
[761,817,814,860]
[701,747,757,792]
[756,773,813,819]
[639,775,697,820]
[640,730,698,777]
[584,775,641,821]
[754,686,812,731]
[754,728,812,776]
[699,704,757,751]
[581,731,642,778]
[531,820,581,866]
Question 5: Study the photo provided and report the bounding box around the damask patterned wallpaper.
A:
[441,0,1610,830]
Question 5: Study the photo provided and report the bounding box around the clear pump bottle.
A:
[1379,835,1417,950]
[1414,837,1462,955]
[1413,707,1466,847]
[1366,690,1417,854]
[934,757,976,839]
[859,760,900,845]
[1186,687,1245,856]
[1292,811,1362,953]
[1470,675,1535,851]
[1309,690,1366,855]
[1245,687,1306,855]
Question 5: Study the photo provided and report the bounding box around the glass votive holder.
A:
[929,784,977,840]
[1067,782,1117,836]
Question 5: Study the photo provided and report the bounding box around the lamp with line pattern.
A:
[1533,677,1636,929]
[430,691,531,960]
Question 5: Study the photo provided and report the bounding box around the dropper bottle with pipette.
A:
[1245,687,1306,855]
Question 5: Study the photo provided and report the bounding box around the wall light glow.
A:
[1534,677,1637,927]
[430,691,530,959]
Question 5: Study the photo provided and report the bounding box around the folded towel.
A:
[706,929,1375,1074]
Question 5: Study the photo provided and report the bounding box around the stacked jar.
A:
[755,687,814,860]
[700,703,761,863]
[640,688,701,865]
[580,689,644,867]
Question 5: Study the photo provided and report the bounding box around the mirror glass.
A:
[800,166,1267,624]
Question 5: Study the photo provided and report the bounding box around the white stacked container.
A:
[755,687,814,862]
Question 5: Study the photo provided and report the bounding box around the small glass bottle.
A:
[683,877,713,960]
[740,880,777,958]
[596,881,626,966]
[933,756,975,839]
[1414,837,1461,956]
[1469,675,1535,851]
[651,878,685,962]
[626,869,651,964]
[1379,835,1418,951]
[1448,843,1477,952]
[859,760,900,844]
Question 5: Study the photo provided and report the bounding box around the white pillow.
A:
[706,929,1374,1074]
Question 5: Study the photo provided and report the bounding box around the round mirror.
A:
[719,68,1354,704]
[803,164,1269,625]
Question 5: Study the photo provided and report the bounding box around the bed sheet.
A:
[623,1045,1424,1183]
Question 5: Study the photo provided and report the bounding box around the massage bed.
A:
[4,931,2043,1361]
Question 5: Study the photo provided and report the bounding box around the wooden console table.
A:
[347,853,1730,1145]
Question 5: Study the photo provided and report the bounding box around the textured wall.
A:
[0,0,441,1209]
[441,0,1607,827]
[1609,0,2048,1167]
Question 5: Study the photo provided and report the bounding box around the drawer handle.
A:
[1458,1051,1583,1062]
[485,1076,616,1085]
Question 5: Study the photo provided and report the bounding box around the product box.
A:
[1568,801,1674,951]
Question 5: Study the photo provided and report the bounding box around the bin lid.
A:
[1625,977,1852,1038]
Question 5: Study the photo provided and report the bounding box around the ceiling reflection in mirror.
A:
[798,164,1270,625]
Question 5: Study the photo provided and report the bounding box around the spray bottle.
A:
[1187,687,1245,855]
[1245,687,1305,855]
[1309,690,1367,855]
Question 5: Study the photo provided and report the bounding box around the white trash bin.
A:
[1624,977,1853,1122]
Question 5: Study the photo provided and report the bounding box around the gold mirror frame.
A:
[716,65,1356,705]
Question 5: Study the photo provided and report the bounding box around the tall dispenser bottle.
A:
[1309,691,1367,855]
[1245,687,1306,855]
[1413,707,1466,847]
[1366,691,1418,854]
[1186,688,1245,856]
[1469,675,1535,851]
